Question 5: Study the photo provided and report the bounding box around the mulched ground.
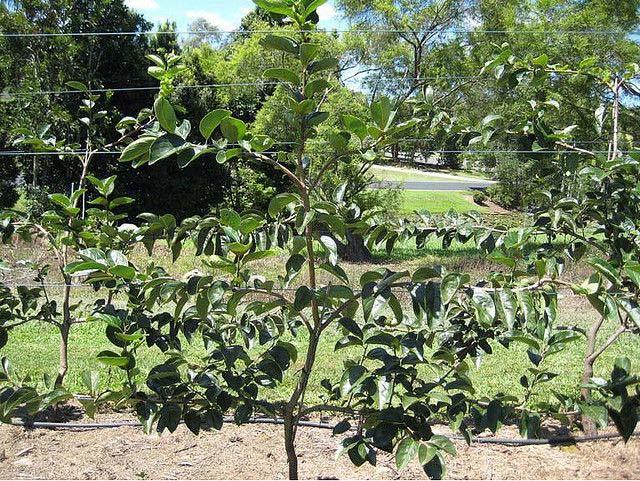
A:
[1,414,638,480]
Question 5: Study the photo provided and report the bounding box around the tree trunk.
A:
[283,413,299,480]
[337,230,371,262]
[580,316,604,435]
[55,280,72,387]
[55,321,70,387]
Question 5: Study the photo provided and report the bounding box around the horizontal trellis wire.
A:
[6,416,639,447]
[0,149,634,157]
[1,28,639,38]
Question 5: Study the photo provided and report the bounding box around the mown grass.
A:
[371,164,492,181]
[370,165,447,182]
[2,186,635,414]
[4,296,638,408]
[401,190,486,214]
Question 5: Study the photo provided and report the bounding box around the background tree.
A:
[0,2,230,218]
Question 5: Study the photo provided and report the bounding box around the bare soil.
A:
[0,416,638,480]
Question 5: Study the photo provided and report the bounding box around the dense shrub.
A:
[472,189,487,205]
[486,157,538,209]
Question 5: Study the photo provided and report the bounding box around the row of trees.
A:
[2,0,639,214]
[0,1,639,479]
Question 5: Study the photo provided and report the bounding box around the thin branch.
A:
[254,153,305,191]
[555,141,598,157]
[587,325,629,363]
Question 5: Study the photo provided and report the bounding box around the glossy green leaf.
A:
[264,68,300,85]
[120,136,155,162]
[395,437,419,470]
[154,97,177,133]
[260,34,298,54]
[200,109,231,140]
[149,134,185,165]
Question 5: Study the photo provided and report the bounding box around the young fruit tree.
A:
[469,47,640,435]
[0,83,157,390]
[0,1,637,479]
[83,1,634,478]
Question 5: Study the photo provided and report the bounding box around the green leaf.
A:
[285,253,306,280]
[624,261,640,288]
[252,0,294,16]
[260,34,298,55]
[395,437,419,470]
[472,288,496,326]
[158,403,182,433]
[107,250,128,266]
[305,79,330,98]
[371,97,395,130]
[120,136,155,162]
[65,81,88,92]
[146,54,165,68]
[305,0,328,17]
[154,97,177,133]
[579,403,609,428]
[199,109,231,140]
[234,403,253,424]
[49,193,70,208]
[64,261,105,275]
[109,197,135,209]
[308,57,338,75]
[320,263,349,284]
[264,68,300,85]
[244,249,277,263]
[109,265,136,280]
[418,443,437,465]
[440,273,462,304]
[0,328,7,350]
[149,134,185,165]
[333,419,351,435]
[268,193,300,218]
[429,435,456,455]
[481,114,502,127]
[588,257,619,285]
[96,350,130,368]
[220,117,247,143]
[340,365,366,397]
[79,248,108,264]
[422,452,446,479]
[412,267,440,282]
[320,235,338,265]
[300,43,319,64]
[220,208,242,229]
[184,410,202,435]
[294,286,313,311]
[306,111,329,127]
[610,401,638,442]
[81,370,101,396]
[342,115,368,141]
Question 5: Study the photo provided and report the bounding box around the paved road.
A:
[372,180,495,191]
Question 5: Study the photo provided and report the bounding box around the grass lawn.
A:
[4,296,638,409]
[1,191,633,417]
[371,164,492,182]
[401,190,486,214]
[370,165,447,182]
[1,238,635,408]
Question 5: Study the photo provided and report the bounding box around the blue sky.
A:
[123,0,345,32]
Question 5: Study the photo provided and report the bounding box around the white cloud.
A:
[124,0,159,10]
[185,10,238,31]
[317,2,337,21]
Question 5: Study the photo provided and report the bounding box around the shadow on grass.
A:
[372,245,484,263]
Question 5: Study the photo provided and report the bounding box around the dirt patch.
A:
[0,418,638,480]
